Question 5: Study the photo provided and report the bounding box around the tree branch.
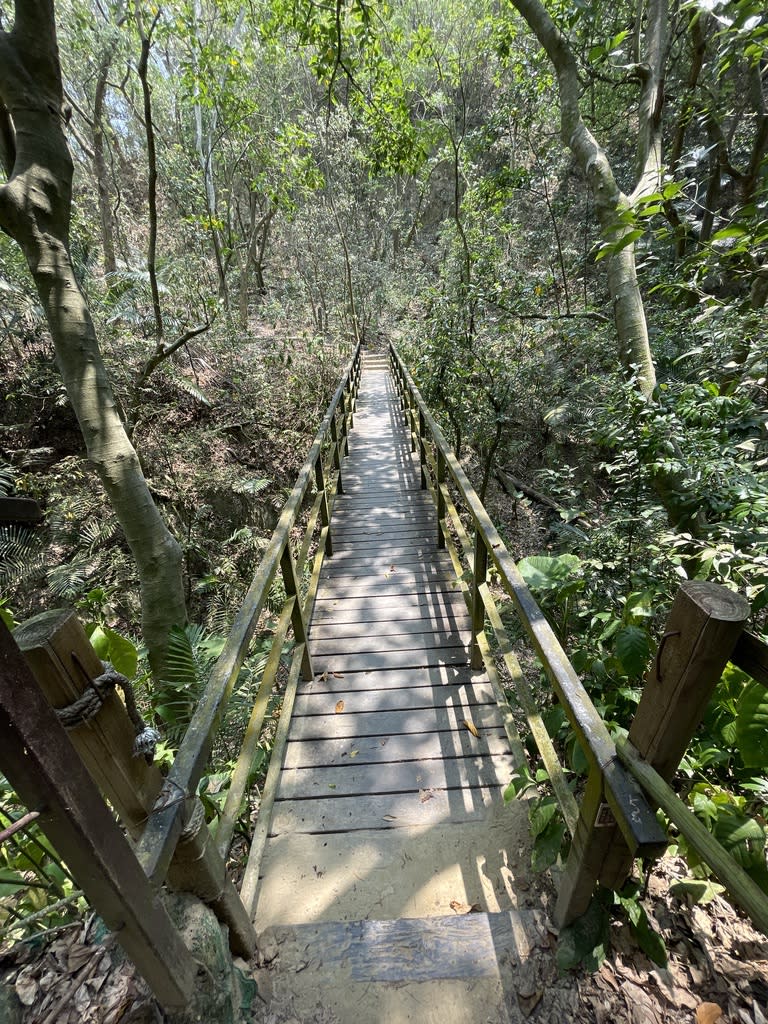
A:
[0,95,15,177]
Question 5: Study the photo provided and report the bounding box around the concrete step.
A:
[256,908,554,1024]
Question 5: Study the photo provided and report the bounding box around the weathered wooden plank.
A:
[266,912,531,983]
[310,631,467,657]
[315,576,460,603]
[332,495,431,509]
[301,665,484,692]
[327,540,439,559]
[310,617,468,641]
[271,785,498,833]
[283,727,510,769]
[288,702,502,741]
[313,646,468,673]
[279,754,514,799]
[310,592,468,624]
[321,551,453,574]
[295,681,495,716]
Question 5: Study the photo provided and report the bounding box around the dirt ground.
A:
[2,850,766,1024]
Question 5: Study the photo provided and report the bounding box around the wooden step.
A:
[256,909,551,1024]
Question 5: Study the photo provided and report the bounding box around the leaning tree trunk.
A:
[511,0,660,399]
[0,1,186,677]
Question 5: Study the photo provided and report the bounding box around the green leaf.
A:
[710,225,747,241]
[557,898,610,972]
[101,627,139,679]
[735,681,768,768]
[517,554,581,592]
[617,897,667,966]
[614,626,650,678]
[711,807,767,879]
[669,878,725,905]
[531,818,567,872]
[529,797,558,838]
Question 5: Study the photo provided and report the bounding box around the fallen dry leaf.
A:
[335,699,345,713]
[419,788,435,803]
[463,718,480,738]
[517,989,543,1018]
[696,1004,723,1024]
[449,900,481,914]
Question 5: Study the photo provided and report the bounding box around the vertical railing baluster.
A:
[436,449,447,549]
[315,458,333,557]
[471,530,488,670]
[418,410,427,489]
[280,545,314,681]
[330,413,343,495]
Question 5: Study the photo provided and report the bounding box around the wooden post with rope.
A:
[0,618,196,1010]
[13,609,256,957]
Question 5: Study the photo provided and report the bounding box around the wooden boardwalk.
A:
[254,353,541,1023]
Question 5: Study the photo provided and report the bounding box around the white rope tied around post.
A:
[55,661,161,764]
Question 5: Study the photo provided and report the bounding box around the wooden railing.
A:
[390,342,768,935]
[0,341,361,1009]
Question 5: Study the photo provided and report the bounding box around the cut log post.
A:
[628,582,750,782]
[557,581,750,926]
[0,619,196,1010]
[13,609,256,958]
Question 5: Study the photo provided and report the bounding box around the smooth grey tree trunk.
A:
[0,1,187,676]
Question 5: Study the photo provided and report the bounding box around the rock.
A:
[0,983,23,1024]
[163,892,253,1024]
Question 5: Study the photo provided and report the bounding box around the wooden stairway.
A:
[252,351,544,1023]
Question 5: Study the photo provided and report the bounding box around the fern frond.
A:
[173,376,212,406]
[232,477,271,496]
[0,525,46,590]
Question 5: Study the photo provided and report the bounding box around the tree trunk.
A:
[0,1,186,677]
[92,35,120,278]
[511,0,660,398]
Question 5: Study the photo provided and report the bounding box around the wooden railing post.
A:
[340,392,350,457]
[0,620,197,1010]
[557,581,750,925]
[13,609,257,958]
[436,449,447,550]
[418,409,427,489]
[629,582,750,780]
[471,531,488,670]
[315,458,333,557]
[280,545,315,681]
[330,414,344,495]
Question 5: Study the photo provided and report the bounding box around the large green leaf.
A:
[88,625,139,679]
[557,898,610,973]
[735,681,768,769]
[614,625,650,678]
[711,807,767,885]
[517,554,581,593]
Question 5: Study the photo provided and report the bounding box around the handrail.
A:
[390,341,768,938]
[389,342,666,924]
[391,344,667,831]
[136,342,361,884]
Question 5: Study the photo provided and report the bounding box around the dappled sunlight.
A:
[252,355,542,1020]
